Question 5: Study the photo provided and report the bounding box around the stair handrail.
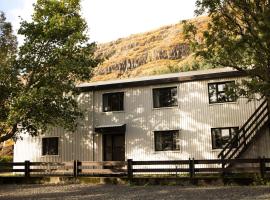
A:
[227,111,269,160]
[222,102,268,159]
[218,99,268,159]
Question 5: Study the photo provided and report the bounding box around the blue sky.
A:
[1,0,197,44]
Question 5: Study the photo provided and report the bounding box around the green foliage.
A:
[252,174,267,186]
[0,155,13,163]
[184,0,270,100]
[0,0,100,143]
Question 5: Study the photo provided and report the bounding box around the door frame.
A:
[102,133,126,161]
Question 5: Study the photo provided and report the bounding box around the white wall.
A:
[14,92,95,162]
[14,76,268,163]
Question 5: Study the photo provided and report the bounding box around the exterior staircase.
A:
[218,99,270,163]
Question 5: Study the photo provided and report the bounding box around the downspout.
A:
[92,90,95,162]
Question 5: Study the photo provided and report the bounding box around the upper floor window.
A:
[153,87,178,108]
[42,137,59,156]
[208,81,236,104]
[103,92,124,112]
[211,127,239,149]
[154,130,180,151]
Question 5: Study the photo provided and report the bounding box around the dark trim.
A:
[79,71,246,92]
[102,92,124,112]
[154,130,180,152]
[211,127,239,150]
[95,124,126,134]
[208,81,237,104]
[102,134,125,162]
[152,86,178,108]
[41,137,59,156]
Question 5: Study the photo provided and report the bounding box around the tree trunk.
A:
[0,124,17,144]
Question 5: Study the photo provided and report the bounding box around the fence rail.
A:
[1,158,270,181]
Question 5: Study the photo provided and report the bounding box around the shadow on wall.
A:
[90,79,257,161]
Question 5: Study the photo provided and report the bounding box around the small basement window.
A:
[42,137,59,156]
[153,87,178,108]
[208,81,236,104]
[211,127,239,149]
[154,130,180,151]
[103,92,124,112]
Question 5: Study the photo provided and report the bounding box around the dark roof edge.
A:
[79,71,246,92]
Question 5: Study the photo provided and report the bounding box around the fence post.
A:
[73,160,77,178]
[24,160,30,178]
[259,156,266,179]
[189,158,195,182]
[77,160,82,176]
[127,159,133,183]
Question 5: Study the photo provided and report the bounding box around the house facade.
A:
[13,68,270,163]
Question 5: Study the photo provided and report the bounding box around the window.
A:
[42,137,59,156]
[153,87,178,108]
[208,81,236,104]
[154,130,180,151]
[103,92,124,112]
[211,127,239,149]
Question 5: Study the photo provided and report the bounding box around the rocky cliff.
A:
[92,16,211,82]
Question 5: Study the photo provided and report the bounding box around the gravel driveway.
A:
[0,184,270,200]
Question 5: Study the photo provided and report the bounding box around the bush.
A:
[0,155,13,163]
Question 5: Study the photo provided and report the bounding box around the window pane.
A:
[212,128,222,149]
[154,130,179,151]
[103,92,124,112]
[153,87,178,108]
[209,81,236,104]
[42,137,58,155]
[208,84,217,103]
[153,89,160,108]
[218,83,226,92]
[154,132,163,151]
[217,92,227,102]
[230,127,239,148]
[211,127,239,149]
[221,129,230,146]
[103,94,109,112]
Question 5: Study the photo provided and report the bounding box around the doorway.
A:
[103,134,125,161]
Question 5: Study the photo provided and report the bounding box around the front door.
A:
[103,134,125,161]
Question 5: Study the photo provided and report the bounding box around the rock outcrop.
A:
[92,16,210,82]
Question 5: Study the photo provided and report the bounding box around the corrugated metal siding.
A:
[242,127,270,158]
[14,92,95,162]
[14,77,269,163]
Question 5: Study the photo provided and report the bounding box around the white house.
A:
[13,67,270,164]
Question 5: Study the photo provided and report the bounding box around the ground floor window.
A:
[154,130,180,151]
[211,127,239,149]
[42,137,59,155]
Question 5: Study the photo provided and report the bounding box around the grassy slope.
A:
[92,16,211,82]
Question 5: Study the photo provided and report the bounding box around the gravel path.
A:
[0,184,270,200]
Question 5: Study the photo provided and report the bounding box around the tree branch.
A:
[0,123,17,143]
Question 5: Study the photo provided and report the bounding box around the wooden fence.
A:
[1,158,270,181]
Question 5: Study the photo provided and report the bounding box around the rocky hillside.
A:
[92,16,211,82]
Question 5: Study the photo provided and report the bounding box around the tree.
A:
[0,12,19,143]
[0,0,100,143]
[183,0,270,106]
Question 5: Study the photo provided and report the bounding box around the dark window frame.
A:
[208,81,236,104]
[42,137,59,156]
[102,92,124,112]
[211,127,239,150]
[152,86,178,108]
[154,130,180,151]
